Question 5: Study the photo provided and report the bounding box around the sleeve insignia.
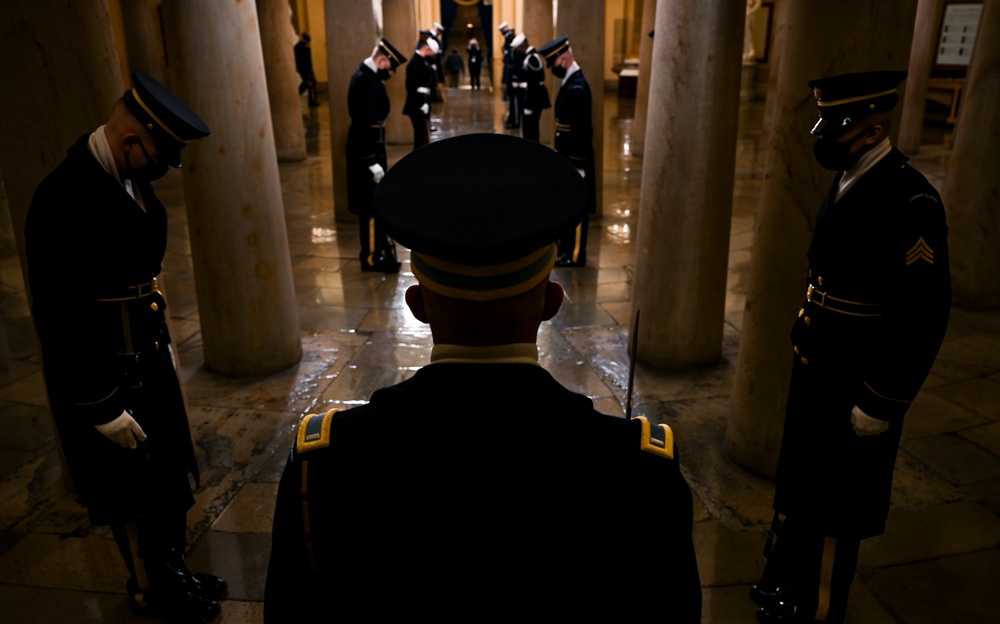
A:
[636,415,675,460]
[906,237,934,266]
[296,409,339,453]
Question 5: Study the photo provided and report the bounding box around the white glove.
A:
[95,410,147,449]
[851,405,888,436]
[368,163,385,183]
[524,108,533,115]
[417,86,431,95]
[420,103,430,115]
[576,168,586,179]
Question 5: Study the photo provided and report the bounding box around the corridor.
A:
[0,83,998,622]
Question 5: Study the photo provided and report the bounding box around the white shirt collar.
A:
[561,62,580,87]
[836,138,892,201]
[363,56,378,73]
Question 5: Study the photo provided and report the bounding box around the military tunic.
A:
[402,52,434,149]
[554,68,596,265]
[265,356,701,620]
[773,147,951,538]
[25,134,199,525]
[518,47,551,142]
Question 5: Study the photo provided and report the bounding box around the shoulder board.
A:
[636,415,675,460]
[296,409,339,453]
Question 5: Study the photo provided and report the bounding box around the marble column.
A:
[899,0,945,155]
[630,0,745,369]
[257,0,308,162]
[555,1,605,216]
[0,1,123,293]
[523,0,554,146]
[944,0,1000,309]
[160,0,302,378]
[326,0,377,219]
[632,0,657,156]
[383,0,417,146]
[725,1,919,477]
[120,0,169,84]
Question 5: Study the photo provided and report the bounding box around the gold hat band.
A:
[817,87,897,107]
[131,87,186,143]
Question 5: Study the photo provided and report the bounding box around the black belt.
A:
[95,278,159,302]
[805,284,883,317]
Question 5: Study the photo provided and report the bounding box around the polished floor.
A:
[1,82,998,623]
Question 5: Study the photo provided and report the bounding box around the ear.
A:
[541,281,564,322]
[865,123,886,145]
[405,285,428,323]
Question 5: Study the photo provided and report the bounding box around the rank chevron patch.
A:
[906,237,935,266]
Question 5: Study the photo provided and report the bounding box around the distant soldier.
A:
[403,37,439,150]
[294,32,318,107]
[511,34,550,142]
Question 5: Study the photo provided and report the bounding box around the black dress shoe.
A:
[129,585,220,623]
[167,550,228,600]
[749,581,786,607]
[755,599,803,624]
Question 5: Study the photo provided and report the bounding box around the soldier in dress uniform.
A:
[263,134,702,621]
[499,23,519,129]
[25,71,227,622]
[403,37,438,150]
[750,71,951,624]
[511,34,550,142]
[346,38,406,273]
[539,36,595,267]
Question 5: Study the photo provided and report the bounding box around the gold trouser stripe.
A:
[367,217,376,267]
[572,223,583,262]
[126,522,151,600]
[815,536,837,621]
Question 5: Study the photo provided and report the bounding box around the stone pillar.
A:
[326,0,377,219]
[383,0,417,146]
[523,0,554,146]
[632,0,656,156]
[725,1,919,477]
[0,1,123,293]
[630,0,745,369]
[160,0,302,378]
[120,0,169,84]
[944,0,1000,309]
[556,1,605,216]
[257,0,308,162]
[899,0,945,155]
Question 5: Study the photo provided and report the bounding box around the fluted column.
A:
[632,0,656,156]
[555,1,605,216]
[383,0,417,146]
[725,1,919,477]
[326,0,377,219]
[160,0,302,377]
[523,0,554,146]
[631,0,745,369]
[120,0,169,84]
[944,0,1000,309]
[0,1,123,293]
[899,0,945,155]
[257,0,307,162]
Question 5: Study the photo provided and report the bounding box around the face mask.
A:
[812,132,865,172]
[550,65,567,79]
[377,68,392,81]
[126,139,170,182]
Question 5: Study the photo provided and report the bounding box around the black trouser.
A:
[521,109,540,142]
[409,113,430,149]
[358,213,397,269]
[111,507,187,597]
[558,217,589,266]
[298,71,318,105]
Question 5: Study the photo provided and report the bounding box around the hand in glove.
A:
[577,168,586,179]
[851,405,888,436]
[368,163,385,183]
[524,108,533,115]
[420,103,430,116]
[95,410,147,449]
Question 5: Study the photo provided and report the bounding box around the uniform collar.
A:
[430,343,540,365]
[363,57,378,73]
[562,62,580,87]
[836,138,893,201]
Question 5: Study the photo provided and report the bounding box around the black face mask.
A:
[812,133,865,172]
[550,64,567,79]
[127,139,170,182]
[377,68,392,81]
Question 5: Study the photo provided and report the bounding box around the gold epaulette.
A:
[296,409,339,453]
[636,415,675,460]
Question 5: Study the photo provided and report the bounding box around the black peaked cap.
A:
[808,70,907,135]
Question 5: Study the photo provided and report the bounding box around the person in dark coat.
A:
[499,23,519,129]
[751,71,951,624]
[540,36,595,267]
[294,32,318,106]
[346,38,406,273]
[466,37,483,90]
[264,134,702,622]
[511,35,550,142]
[403,38,438,150]
[445,47,465,88]
[24,71,226,622]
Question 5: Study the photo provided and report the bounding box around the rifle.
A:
[626,309,639,420]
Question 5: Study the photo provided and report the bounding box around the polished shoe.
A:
[755,599,803,624]
[554,256,584,268]
[129,584,220,623]
[749,581,786,608]
[167,550,228,600]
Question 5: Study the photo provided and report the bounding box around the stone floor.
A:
[0,84,998,623]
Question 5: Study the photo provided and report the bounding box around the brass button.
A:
[801,356,809,365]
[808,269,813,277]
[151,302,159,312]
[818,276,824,286]
[155,341,160,351]
[798,308,805,318]
[794,345,800,355]
[804,316,811,325]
